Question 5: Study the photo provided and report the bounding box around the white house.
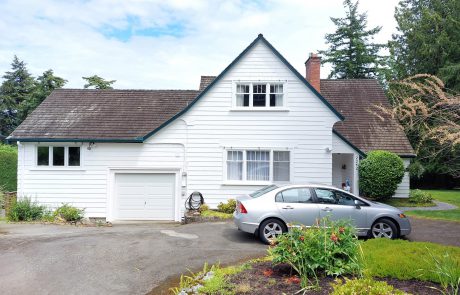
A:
[8,34,415,222]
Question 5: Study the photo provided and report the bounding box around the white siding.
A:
[17,40,341,217]
[393,158,411,198]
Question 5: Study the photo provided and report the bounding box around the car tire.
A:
[259,218,287,244]
[370,218,399,239]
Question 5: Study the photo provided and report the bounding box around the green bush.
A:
[0,144,17,192]
[217,199,237,214]
[7,197,46,221]
[269,218,361,288]
[199,203,209,213]
[359,151,405,200]
[54,204,84,222]
[409,189,434,204]
[0,187,5,209]
[331,277,407,295]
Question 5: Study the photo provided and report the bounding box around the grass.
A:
[405,190,460,222]
[384,198,435,207]
[200,210,233,220]
[361,239,460,283]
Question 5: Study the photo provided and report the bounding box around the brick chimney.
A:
[305,53,321,92]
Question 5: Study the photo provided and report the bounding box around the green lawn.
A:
[405,190,460,222]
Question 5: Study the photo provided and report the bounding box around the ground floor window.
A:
[226,150,290,182]
[37,146,81,167]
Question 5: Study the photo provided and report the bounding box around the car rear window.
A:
[249,185,279,198]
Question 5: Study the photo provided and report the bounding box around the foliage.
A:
[405,190,460,222]
[269,218,362,288]
[0,56,35,135]
[381,75,460,178]
[0,187,4,209]
[359,150,405,200]
[407,160,425,179]
[200,210,233,220]
[361,238,460,283]
[318,0,386,79]
[82,75,116,89]
[423,250,460,295]
[409,189,434,204]
[7,197,46,221]
[390,0,460,92]
[217,199,237,214]
[199,203,209,213]
[331,277,407,295]
[54,204,84,222]
[0,144,17,191]
[383,197,434,208]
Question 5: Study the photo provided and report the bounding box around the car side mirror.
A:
[354,199,361,209]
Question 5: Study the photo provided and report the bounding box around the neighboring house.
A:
[7,34,414,222]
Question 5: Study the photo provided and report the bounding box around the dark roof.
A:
[321,79,415,156]
[8,89,199,142]
[199,76,216,91]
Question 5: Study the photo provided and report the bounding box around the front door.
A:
[275,187,320,226]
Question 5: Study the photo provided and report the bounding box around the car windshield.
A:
[249,185,279,198]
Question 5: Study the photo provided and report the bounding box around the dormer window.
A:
[235,82,284,108]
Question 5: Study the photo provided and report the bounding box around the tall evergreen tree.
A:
[82,75,116,89]
[390,0,460,92]
[319,0,385,79]
[0,56,35,135]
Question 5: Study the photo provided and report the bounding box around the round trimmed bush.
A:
[0,144,17,192]
[359,150,405,200]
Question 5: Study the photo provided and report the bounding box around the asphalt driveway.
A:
[0,221,266,295]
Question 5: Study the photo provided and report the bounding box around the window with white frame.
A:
[235,82,284,107]
[37,146,81,167]
[226,150,290,182]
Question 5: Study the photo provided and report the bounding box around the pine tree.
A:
[82,75,116,89]
[0,56,35,135]
[319,0,385,79]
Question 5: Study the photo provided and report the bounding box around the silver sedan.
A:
[233,184,411,244]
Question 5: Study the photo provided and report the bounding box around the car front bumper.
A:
[399,217,411,236]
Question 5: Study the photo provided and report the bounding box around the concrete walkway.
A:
[398,200,458,212]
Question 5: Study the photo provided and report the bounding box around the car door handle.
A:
[282,206,294,209]
[321,207,333,212]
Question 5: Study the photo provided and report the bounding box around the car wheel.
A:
[259,219,286,244]
[370,219,398,239]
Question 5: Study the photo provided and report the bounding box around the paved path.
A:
[406,217,460,247]
[398,200,458,212]
[0,222,266,295]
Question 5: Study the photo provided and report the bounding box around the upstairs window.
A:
[37,146,81,167]
[235,82,284,108]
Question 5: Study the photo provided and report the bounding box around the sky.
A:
[0,0,400,89]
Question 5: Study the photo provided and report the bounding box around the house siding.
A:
[393,158,410,198]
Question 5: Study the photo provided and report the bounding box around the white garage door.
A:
[115,173,176,220]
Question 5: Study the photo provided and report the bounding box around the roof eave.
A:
[7,137,144,143]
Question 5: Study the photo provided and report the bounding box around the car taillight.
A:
[238,201,248,214]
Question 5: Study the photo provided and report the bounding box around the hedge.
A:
[0,144,18,192]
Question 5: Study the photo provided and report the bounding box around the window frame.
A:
[224,149,291,184]
[232,81,287,109]
[35,145,83,168]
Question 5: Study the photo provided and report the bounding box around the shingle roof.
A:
[8,89,199,142]
[199,76,216,91]
[321,79,414,155]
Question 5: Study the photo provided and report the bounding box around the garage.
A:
[114,173,176,220]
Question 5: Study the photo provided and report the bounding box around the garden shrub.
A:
[7,197,46,221]
[217,199,236,214]
[359,150,405,200]
[409,189,433,204]
[0,144,17,192]
[199,203,209,213]
[331,277,407,295]
[269,218,362,288]
[54,204,84,222]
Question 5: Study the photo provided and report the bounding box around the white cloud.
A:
[0,0,400,89]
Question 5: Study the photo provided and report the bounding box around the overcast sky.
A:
[0,0,400,89]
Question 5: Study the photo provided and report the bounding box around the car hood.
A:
[370,201,403,212]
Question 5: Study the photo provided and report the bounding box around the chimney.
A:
[305,53,321,92]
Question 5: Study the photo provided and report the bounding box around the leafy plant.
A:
[359,150,405,200]
[409,189,434,204]
[0,144,17,192]
[54,204,84,222]
[7,197,46,221]
[423,250,460,295]
[331,277,408,295]
[269,218,362,288]
[199,203,209,213]
[217,199,237,214]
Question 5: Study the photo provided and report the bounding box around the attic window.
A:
[235,82,284,108]
[37,146,81,167]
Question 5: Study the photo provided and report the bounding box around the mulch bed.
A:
[229,261,440,294]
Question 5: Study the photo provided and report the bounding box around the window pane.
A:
[280,188,313,203]
[53,147,65,166]
[227,151,243,180]
[246,150,269,181]
[37,147,49,166]
[274,151,290,181]
[314,189,337,204]
[68,147,80,166]
[253,84,266,107]
[336,192,356,206]
[236,84,250,107]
